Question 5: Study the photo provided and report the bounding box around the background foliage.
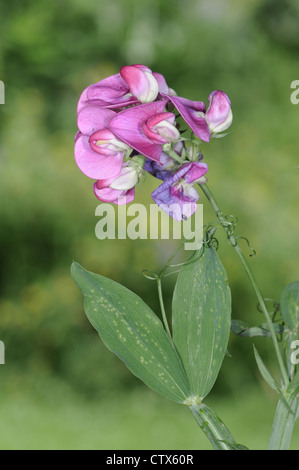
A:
[0,0,298,449]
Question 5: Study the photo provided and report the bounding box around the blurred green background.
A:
[0,0,298,450]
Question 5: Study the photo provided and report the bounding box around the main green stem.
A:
[199,183,289,389]
[189,403,246,450]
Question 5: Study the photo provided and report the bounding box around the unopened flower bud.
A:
[205,91,233,134]
[120,65,159,103]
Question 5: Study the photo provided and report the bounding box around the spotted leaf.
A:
[71,262,191,403]
[172,246,231,399]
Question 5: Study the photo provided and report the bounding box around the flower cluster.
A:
[75,64,232,220]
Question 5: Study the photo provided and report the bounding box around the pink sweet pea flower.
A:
[152,161,208,221]
[205,90,233,134]
[78,65,161,112]
[109,100,179,162]
[75,106,128,179]
[120,65,159,104]
[77,73,139,113]
[93,162,142,205]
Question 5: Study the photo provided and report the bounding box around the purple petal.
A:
[144,152,179,181]
[74,134,123,179]
[151,161,204,220]
[143,162,172,181]
[143,158,155,174]
[151,163,190,197]
[168,96,206,112]
[166,95,210,142]
[152,179,199,221]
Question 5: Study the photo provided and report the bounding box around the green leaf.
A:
[253,346,294,414]
[280,281,299,331]
[253,345,280,393]
[71,262,191,403]
[172,246,231,399]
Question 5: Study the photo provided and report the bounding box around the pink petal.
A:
[77,87,89,114]
[109,101,169,162]
[93,184,135,204]
[152,72,169,94]
[184,162,208,184]
[170,96,206,112]
[147,112,175,128]
[77,106,116,135]
[142,122,168,144]
[94,177,114,189]
[132,64,152,72]
[90,129,116,141]
[77,74,138,112]
[115,188,135,205]
[93,185,122,202]
[88,129,128,156]
[74,134,123,179]
[75,131,81,143]
[120,66,149,96]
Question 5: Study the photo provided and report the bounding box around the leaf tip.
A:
[70,261,86,284]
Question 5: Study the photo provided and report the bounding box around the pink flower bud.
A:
[120,65,159,103]
[205,91,233,134]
